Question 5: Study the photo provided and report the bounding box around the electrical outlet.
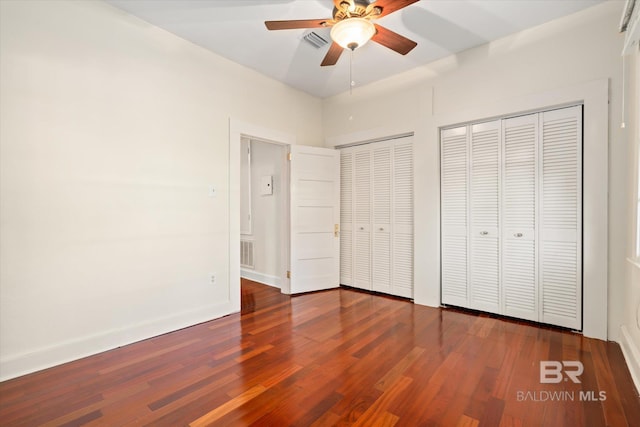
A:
[210,274,216,285]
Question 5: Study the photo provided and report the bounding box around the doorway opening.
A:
[240,137,289,291]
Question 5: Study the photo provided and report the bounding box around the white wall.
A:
[240,140,285,287]
[0,0,322,381]
[323,1,625,341]
[240,138,252,235]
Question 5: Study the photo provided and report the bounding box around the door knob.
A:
[480,231,488,235]
[514,233,523,238]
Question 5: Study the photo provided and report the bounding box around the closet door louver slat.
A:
[469,121,500,313]
[539,106,582,330]
[372,144,392,294]
[441,127,469,306]
[340,150,354,286]
[354,148,372,290]
[393,141,414,298]
[502,114,538,322]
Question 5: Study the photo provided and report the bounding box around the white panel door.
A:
[340,149,354,286]
[469,121,501,313]
[539,106,582,330]
[441,126,469,307]
[391,138,414,298]
[289,145,340,294]
[354,147,372,290]
[372,142,392,294]
[502,113,538,321]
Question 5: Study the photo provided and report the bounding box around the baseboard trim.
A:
[620,325,640,396]
[0,301,237,382]
[241,269,281,288]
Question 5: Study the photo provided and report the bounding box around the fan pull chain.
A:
[350,49,354,95]
[621,54,626,129]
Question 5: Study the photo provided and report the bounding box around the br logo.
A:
[540,361,584,384]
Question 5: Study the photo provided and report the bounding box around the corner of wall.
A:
[241,269,281,288]
[620,324,640,396]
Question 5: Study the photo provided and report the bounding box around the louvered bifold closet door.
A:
[391,139,414,298]
[441,126,469,307]
[539,106,582,330]
[502,114,538,322]
[354,147,372,290]
[469,121,501,313]
[372,142,392,294]
[340,149,354,286]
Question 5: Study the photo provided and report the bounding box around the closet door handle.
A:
[514,233,523,238]
[359,227,364,231]
[480,231,488,236]
[379,227,384,231]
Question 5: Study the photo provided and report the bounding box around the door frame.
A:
[230,119,294,308]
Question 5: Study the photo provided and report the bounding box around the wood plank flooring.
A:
[1,279,639,426]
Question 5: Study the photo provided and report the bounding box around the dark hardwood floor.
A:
[1,279,639,426]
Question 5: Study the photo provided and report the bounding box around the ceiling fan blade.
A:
[372,24,417,55]
[373,0,420,18]
[265,19,330,30]
[321,42,344,66]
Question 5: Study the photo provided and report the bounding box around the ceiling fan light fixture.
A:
[330,18,376,51]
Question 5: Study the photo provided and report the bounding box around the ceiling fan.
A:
[265,0,419,66]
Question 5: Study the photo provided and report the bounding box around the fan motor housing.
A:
[333,1,381,21]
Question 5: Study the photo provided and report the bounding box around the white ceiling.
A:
[104,0,604,98]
